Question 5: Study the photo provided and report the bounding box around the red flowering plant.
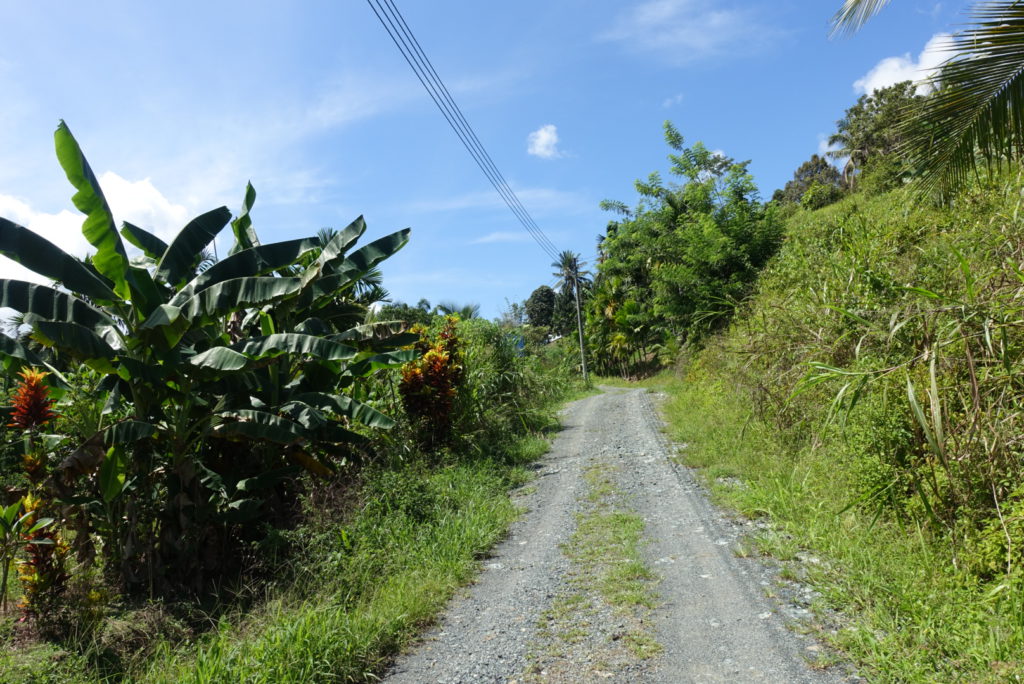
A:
[8,368,58,482]
[398,316,464,449]
[5,368,68,618]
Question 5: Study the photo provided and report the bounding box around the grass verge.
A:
[136,436,550,683]
[645,363,1024,683]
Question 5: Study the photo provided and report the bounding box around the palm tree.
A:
[435,301,481,319]
[832,0,1024,197]
[551,250,591,296]
[552,250,591,383]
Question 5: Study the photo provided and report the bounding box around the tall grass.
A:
[141,444,545,683]
[661,355,1024,681]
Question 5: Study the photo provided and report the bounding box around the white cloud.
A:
[470,231,533,245]
[662,93,684,108]
[599,0,781,65]
[854,33,953,96]
[98,172,191,241]
[527,124,562,159]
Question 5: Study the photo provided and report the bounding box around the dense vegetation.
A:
[584,122,782,377]
[0,125,583,681]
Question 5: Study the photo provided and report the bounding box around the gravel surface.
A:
[384,387,856,683]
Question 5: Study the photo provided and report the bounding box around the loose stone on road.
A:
[384,387,853,683]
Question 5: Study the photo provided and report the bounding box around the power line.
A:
[366,0,561,261]
[371,0,560,260]
[377,0,560,259]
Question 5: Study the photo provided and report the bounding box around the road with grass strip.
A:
[384,387,853,683]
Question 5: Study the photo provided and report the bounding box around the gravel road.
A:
[384,387,854,683]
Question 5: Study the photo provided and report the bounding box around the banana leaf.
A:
[299,216,367,287]
[172,237,322,306]
[180,276,301,322]
[189,334,358,372]
[139,304,191,348]
[0,334,44,371]
[211,409,305,443]
[287,391,395,429]
[0,279,117,333]
[155,207,232,288]
[31,320,119,374]
[229,182,259,255]
[54,121,131,300]
[347,349,417,375]
[0,218,118,303]
[338,228,410,275]
[333,321,419,348]
[121,222,168,260]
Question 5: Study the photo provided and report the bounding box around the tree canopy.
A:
[587,122,782,376]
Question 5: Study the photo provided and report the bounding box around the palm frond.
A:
[357,284,390,306]
[436,301,480,319]
[903,2,1024,197]
[830,0,894,36]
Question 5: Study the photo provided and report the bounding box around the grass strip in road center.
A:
[524,461,661,681]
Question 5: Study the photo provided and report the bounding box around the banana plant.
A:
[1,122,411,464]
[0,122,413,593]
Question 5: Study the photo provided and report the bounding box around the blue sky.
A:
[0,0,969,318]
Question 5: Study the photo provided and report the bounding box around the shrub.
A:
[399,316,463,449]
[800,180,843,210]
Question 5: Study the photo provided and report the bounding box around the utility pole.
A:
[573,268,589,385]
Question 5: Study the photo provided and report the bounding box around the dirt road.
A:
[384,387,852,683]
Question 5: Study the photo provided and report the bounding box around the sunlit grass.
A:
[659,357,1024,682]
[141,457,532,683]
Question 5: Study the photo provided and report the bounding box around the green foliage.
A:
[399,317,464,449]
[525,285,555,328]
[0,128,585,682]
[773,154,842,206]
[141,459,522,684]
[435,301,481,319]
[589,121,781,376]
[830,0,892,36]
[397,315,576,454]
[375,300,434,327]
[0,123,412,601]
[799,180,844,210]
[134,318,579,683]
[0,641,92,684]
[0,499,54,610]
[832,1,1024,199]
[827,80,923,190]
[550,288,577,338]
